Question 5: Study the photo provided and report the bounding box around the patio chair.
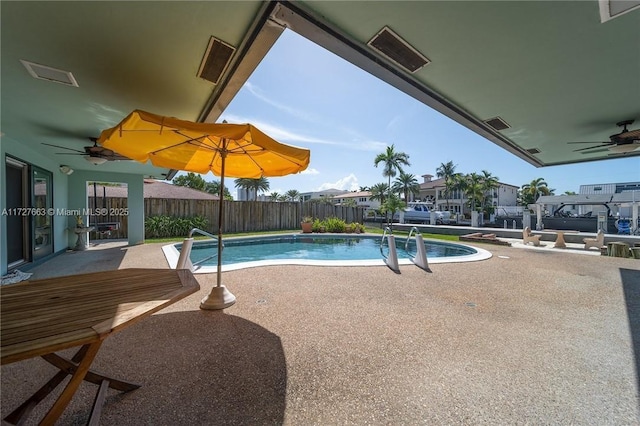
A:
[522,226,541,246]
[583,230,604,250]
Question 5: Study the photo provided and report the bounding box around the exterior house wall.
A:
[2,135,70,275]
[1,134,147,275]
[333,192,380,211]
[299,189,348,202]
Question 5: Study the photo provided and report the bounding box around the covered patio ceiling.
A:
[1,1,638,174]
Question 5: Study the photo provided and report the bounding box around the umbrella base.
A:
[200,285,236,310]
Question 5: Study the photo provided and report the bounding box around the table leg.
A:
[554,232,567,248]
[88,379,110,426]
[3,345,91,424]
[42,352,141,392]
[40,341,103,425]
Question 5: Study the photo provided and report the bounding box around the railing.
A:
[405,226,419,257]
[380,226,400,273]
[188,228,218,239]
[187,228,223,267]
[405,226,431,272]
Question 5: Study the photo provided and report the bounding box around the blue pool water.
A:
[181,234,477,266]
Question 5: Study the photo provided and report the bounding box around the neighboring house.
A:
[333,191,380,212]
[417,173,519,215]
[299,189,349,202]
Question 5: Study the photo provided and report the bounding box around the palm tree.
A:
[269,191,281,201]
[436,161,457,211]
[234,177,270,201]
[358,185,370,192]
[381,193,405,222]
[285,189,300,201]
[341,198,357,208]
[369,182,389,216]
[374,144,410,223]
[204,180,232,200]
[450,173,467,215]
[520,178,551,206]
[393,171,420,202]
[463,173,484,213]
[480,170,500,215]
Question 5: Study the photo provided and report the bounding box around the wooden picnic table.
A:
[1,268,199,425]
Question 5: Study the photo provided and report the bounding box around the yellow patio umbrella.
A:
[98,109,310,310]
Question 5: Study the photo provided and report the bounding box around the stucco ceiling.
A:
[1,1,639,175]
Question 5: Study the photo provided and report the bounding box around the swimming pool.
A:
[162,234,492,273]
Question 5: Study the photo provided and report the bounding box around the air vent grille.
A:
[525,148,541,154]
[483,117,511,131]
[197,37,236,85]
[367,26,430,73]
[20,60,78,87]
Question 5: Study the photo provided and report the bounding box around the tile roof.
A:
[87,180,218,200]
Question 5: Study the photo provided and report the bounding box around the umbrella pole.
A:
[200,144,236,310]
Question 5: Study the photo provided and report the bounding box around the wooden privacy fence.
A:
[88,197,365,240]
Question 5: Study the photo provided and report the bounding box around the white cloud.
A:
[221,113,388,154]
[220,113,342,147]
[317,174,359,191]
[244,82,321,123]
[300,167,319,175]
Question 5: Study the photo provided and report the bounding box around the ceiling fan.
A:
[42,138,130,165]
[570,120,640,155]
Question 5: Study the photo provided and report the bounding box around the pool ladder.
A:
[380,227,431,273]
[406,227,431,272]
[176,228,224,271]
[380,227,400,273]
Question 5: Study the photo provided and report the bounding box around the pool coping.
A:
[162,233,492,274]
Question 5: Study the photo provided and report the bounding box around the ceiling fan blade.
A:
[573,144,611,152]
[618,128,640,139]
[566,141,610,144]
[579,148,610,154]
[110,154,131,161]
[42,142,85,153]
[55,152,85,155]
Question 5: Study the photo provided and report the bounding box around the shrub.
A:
[323,217,346,233]
[145,215,208,238]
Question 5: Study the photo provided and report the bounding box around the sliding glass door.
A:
[5,157,29,268]
[32,166,53,260]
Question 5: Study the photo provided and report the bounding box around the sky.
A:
[181,29,639,198]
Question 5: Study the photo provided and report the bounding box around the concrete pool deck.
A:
[2,237,639,424]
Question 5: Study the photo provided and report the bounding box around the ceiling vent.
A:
[197,36,236,85]
[20,60,78,87]
[525,148,541,154]
[483,117,511,131]
[367,26,430,73]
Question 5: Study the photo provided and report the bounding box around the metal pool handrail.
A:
[405,226,431,272]
[188,228,218,240]
[405,226,420,257]
[187,228,224,267]
[380,226,400,273]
